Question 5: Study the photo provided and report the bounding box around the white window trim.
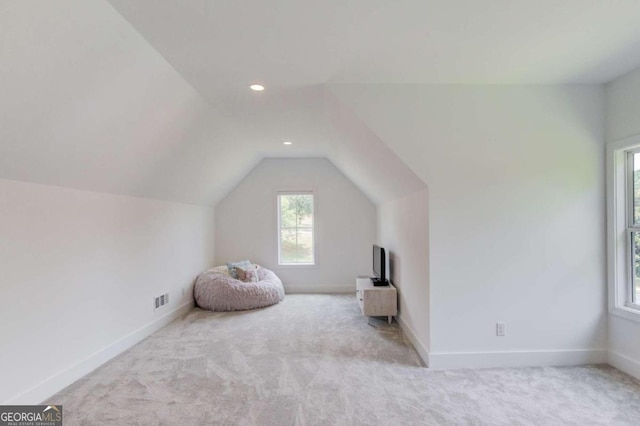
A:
[607,134,640,323]
[276,190,317,267]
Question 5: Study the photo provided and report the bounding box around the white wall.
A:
[605,67,640,377]
[377,189,429,363]
[606,67,640,142]
[215,158,376,292]
[0,179,215,404]
[331,85,608,367]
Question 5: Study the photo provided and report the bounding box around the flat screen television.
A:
[372,244,386,286]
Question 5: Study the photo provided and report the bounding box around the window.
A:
[608,137,640,321]
[627,151,640,307]
[277,192,315,265]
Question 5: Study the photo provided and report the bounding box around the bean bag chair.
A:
[194,266,285,311]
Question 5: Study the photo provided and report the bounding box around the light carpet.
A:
[48,294,640,425]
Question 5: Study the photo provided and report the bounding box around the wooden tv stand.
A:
[356,277,397,324]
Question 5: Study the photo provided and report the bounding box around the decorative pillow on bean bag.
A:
[236,264,259,283]
[226,260,251,279]
[211,265,230,275]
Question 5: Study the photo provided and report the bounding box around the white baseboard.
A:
[4,301,194,405]
[396,315,429,367]
[608,351,640,380]
[429,349,608,370]
[285,285,355,294]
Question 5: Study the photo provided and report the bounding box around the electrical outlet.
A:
[496,322,506,337]
[181,287,185,296]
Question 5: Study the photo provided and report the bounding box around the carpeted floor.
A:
[49,294,640,425]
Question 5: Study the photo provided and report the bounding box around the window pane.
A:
[278,193,314,264]
[634,153,640,226]
[295,228,313,263]
[279,196,297,227]
[280,229,297,263]
[635,231,640,304]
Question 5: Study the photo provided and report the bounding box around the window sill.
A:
[276,263,318,269]
[610,305,640,324]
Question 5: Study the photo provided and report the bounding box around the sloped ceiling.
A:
[108,0,640,88]
[3,0,640,205]
[139,84,426,205]
[0,0,208,201]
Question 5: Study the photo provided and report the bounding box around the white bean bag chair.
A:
[194,266,285,311]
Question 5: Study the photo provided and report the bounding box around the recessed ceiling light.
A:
[250,84,265,91]
[283,141,292,145]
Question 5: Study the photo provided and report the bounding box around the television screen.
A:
[373,244,385,283]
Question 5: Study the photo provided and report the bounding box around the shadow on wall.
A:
[388,250,400,315]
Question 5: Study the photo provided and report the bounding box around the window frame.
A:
[626,149,640,308]
[276,190,317,267]
[608,135,640,322]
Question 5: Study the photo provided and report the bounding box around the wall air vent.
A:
[154,293,169,311]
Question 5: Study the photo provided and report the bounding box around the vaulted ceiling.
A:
[110,0,640,92]
[2,0,640,206]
